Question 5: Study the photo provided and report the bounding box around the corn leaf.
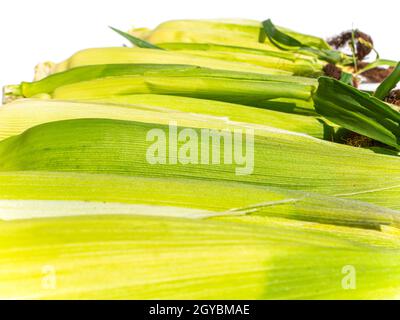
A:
[314,77,400,149]
[109,26,163,49]
[262,19,346,64]
[356,59,398,75]
[374,61,400,100]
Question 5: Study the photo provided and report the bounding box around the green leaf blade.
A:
[314,77,400,149]
[109,26,163,49]
[374,61,400,100]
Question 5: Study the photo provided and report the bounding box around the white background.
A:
[1,0,398,86]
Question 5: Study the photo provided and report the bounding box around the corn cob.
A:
[0,118,399,208]
[43,47,290,78]
[6,64,317,114]
[52,76,314,106]
[132,19,331,52]
[0,169,398,229]
[153,43,324,76]
[0,98,329,141]
[1,213,400,299]
[9,63,316,97]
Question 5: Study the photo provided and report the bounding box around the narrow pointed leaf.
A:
[374,61,400,100]
[109,26,163,49]
[262,19,345,64]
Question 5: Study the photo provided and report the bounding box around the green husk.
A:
[1,170,399,229]
[10,63,316,99]
[7,64,317,114]
[158,42,316,60]
[50,47,290,76]
[48,75,315,114]
[1,118,400,209]
[135,19,332,53]
[0,98,328,141]
[1,213,400,299]
[91,94,330,134]
[157,43,324,76]
[135,19,280,50]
